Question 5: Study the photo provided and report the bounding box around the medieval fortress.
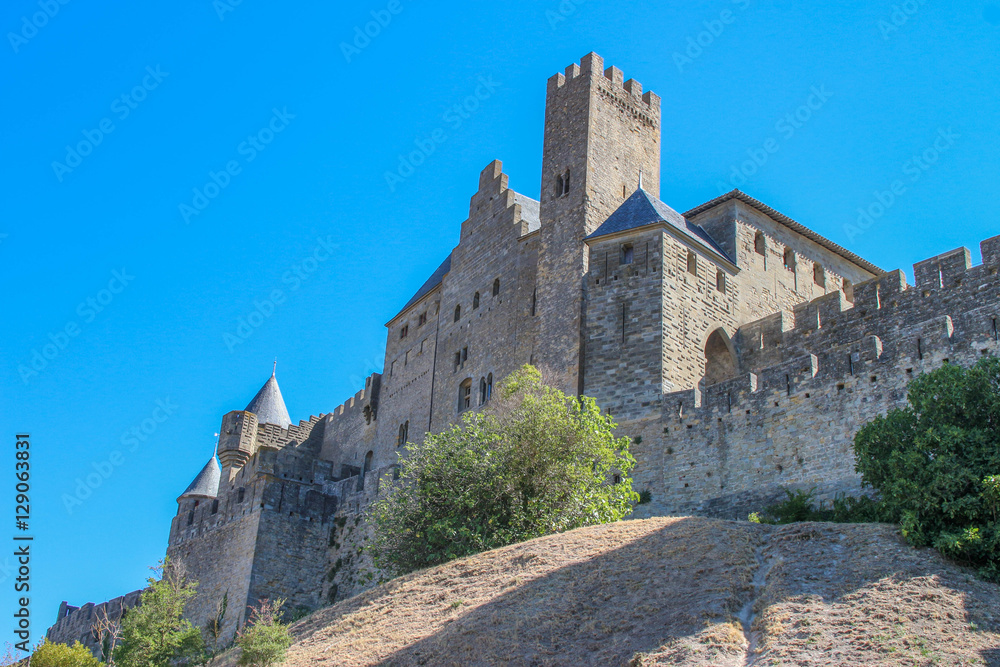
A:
[48,53,1000,651]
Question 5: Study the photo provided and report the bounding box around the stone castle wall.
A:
[626,236,1000,519]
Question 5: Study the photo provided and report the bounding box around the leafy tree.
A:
[853,357,1000,580]
[115,558,205,667]
[236,599,292,667]
[29,639,103,667]
[369,365,637,575]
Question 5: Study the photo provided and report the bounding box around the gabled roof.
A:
[586,188,735,265]
[245,372,292,428]
[389,253,452,326]
[180,456,220,499]
[684,189,883,275]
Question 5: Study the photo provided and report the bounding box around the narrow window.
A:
[555,174,564,197]
[621,303,627,344]
[492,278,500,296]
[454,305,461,322]
[531,288,537,316]
[454,351,461,371]
[458,379,473,412]
[564,169,571,194]
[211,499,219,515]
[473,292,480,309]
[400,324,408,339]
[479,377,487,405]
[187,511,194,526]
[486,373,493,401]
[404,350,409,366]
[621,244,634,265]
[389,360,395,376]
[813,264,825,288]
[363,451,374,477]
[398,423,405,447]
[237,488,245,503]
[783,248,796,271]
[462,346,468,363]
[754,232,766,256]
[687,251,697,276]
[418,312,427,326]
[843,278,854,303]
[716,270,726,293]
[397,422,408,447]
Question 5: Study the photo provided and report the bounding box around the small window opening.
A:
[754,232,766,256]
[813,264,825,288]
[493,278,500,296]
[479,377,487,405]
[486,373,493,401]
[454,305,461,322]
[555,174,564,197]
[458,379,472,412]
[187,511,194,526]
[783,248,796,271]
[917,338,923,360]
[211,499,219,514]
[716,270,726,293]
[687,251,697,276]
[462,346,468,363]
[563,168,571,194]
[621,244,634,265]
[237,488,245,503]
[473,292,480,309]
[400,324,408,339]
[418,312,427,326]
[531,288,537,316]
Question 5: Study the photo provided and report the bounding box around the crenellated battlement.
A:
[46,590,143,656]
[548,53,660,112]
[625,235,1000,519]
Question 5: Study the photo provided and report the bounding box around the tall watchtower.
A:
[535,53,662,394]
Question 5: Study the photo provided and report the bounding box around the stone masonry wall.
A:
[627,236,1000,520]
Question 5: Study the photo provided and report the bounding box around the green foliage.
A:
[368,365,638,575]
[853,357,1000,580]
[750,489,881,525]
[30,639,103,667]
[236,599,293,667]
[115,558,205,667]
[637,489,652,505]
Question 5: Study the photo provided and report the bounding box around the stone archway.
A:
[704,328,738,386]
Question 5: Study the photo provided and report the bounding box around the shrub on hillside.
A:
[236,599,293,667]
[29,639,103,667]
[853,357,1000,580]
[368,365,637,575]
[115,558,204,667]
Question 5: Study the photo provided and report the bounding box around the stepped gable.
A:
[179,456,220,500]
[245,371,292,428]
[587,187,734,264]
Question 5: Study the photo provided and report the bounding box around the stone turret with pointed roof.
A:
[245,368,292,428]
[178,456,221,501]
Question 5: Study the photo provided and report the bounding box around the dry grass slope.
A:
[213,517,1000,666]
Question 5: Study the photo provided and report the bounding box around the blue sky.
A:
[1,0,998,651]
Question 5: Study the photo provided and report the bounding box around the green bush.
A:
[236,599,293,667]
[853,357,1000,580]
[30,639,103,667]
[115,558,204,667]
[368,365,637,575]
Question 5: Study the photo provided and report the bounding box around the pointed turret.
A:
[245,368,292,428]
[179,456,221,501]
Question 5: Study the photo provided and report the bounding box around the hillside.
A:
[215,517,1000,666]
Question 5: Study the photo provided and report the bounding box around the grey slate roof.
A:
[684,189,883,275]
[397,253,452,317]
[587,188,735,264]
[513,192,540,233]
[245,373,293,428]
[180,456,220,499]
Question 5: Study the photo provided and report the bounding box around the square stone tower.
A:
[535,53,662,394]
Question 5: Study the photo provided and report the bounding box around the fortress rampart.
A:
[629,236,1000,519]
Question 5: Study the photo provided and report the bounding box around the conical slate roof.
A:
[245,372,292,428]
[180,456,221,499]
[586,188,735,264]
